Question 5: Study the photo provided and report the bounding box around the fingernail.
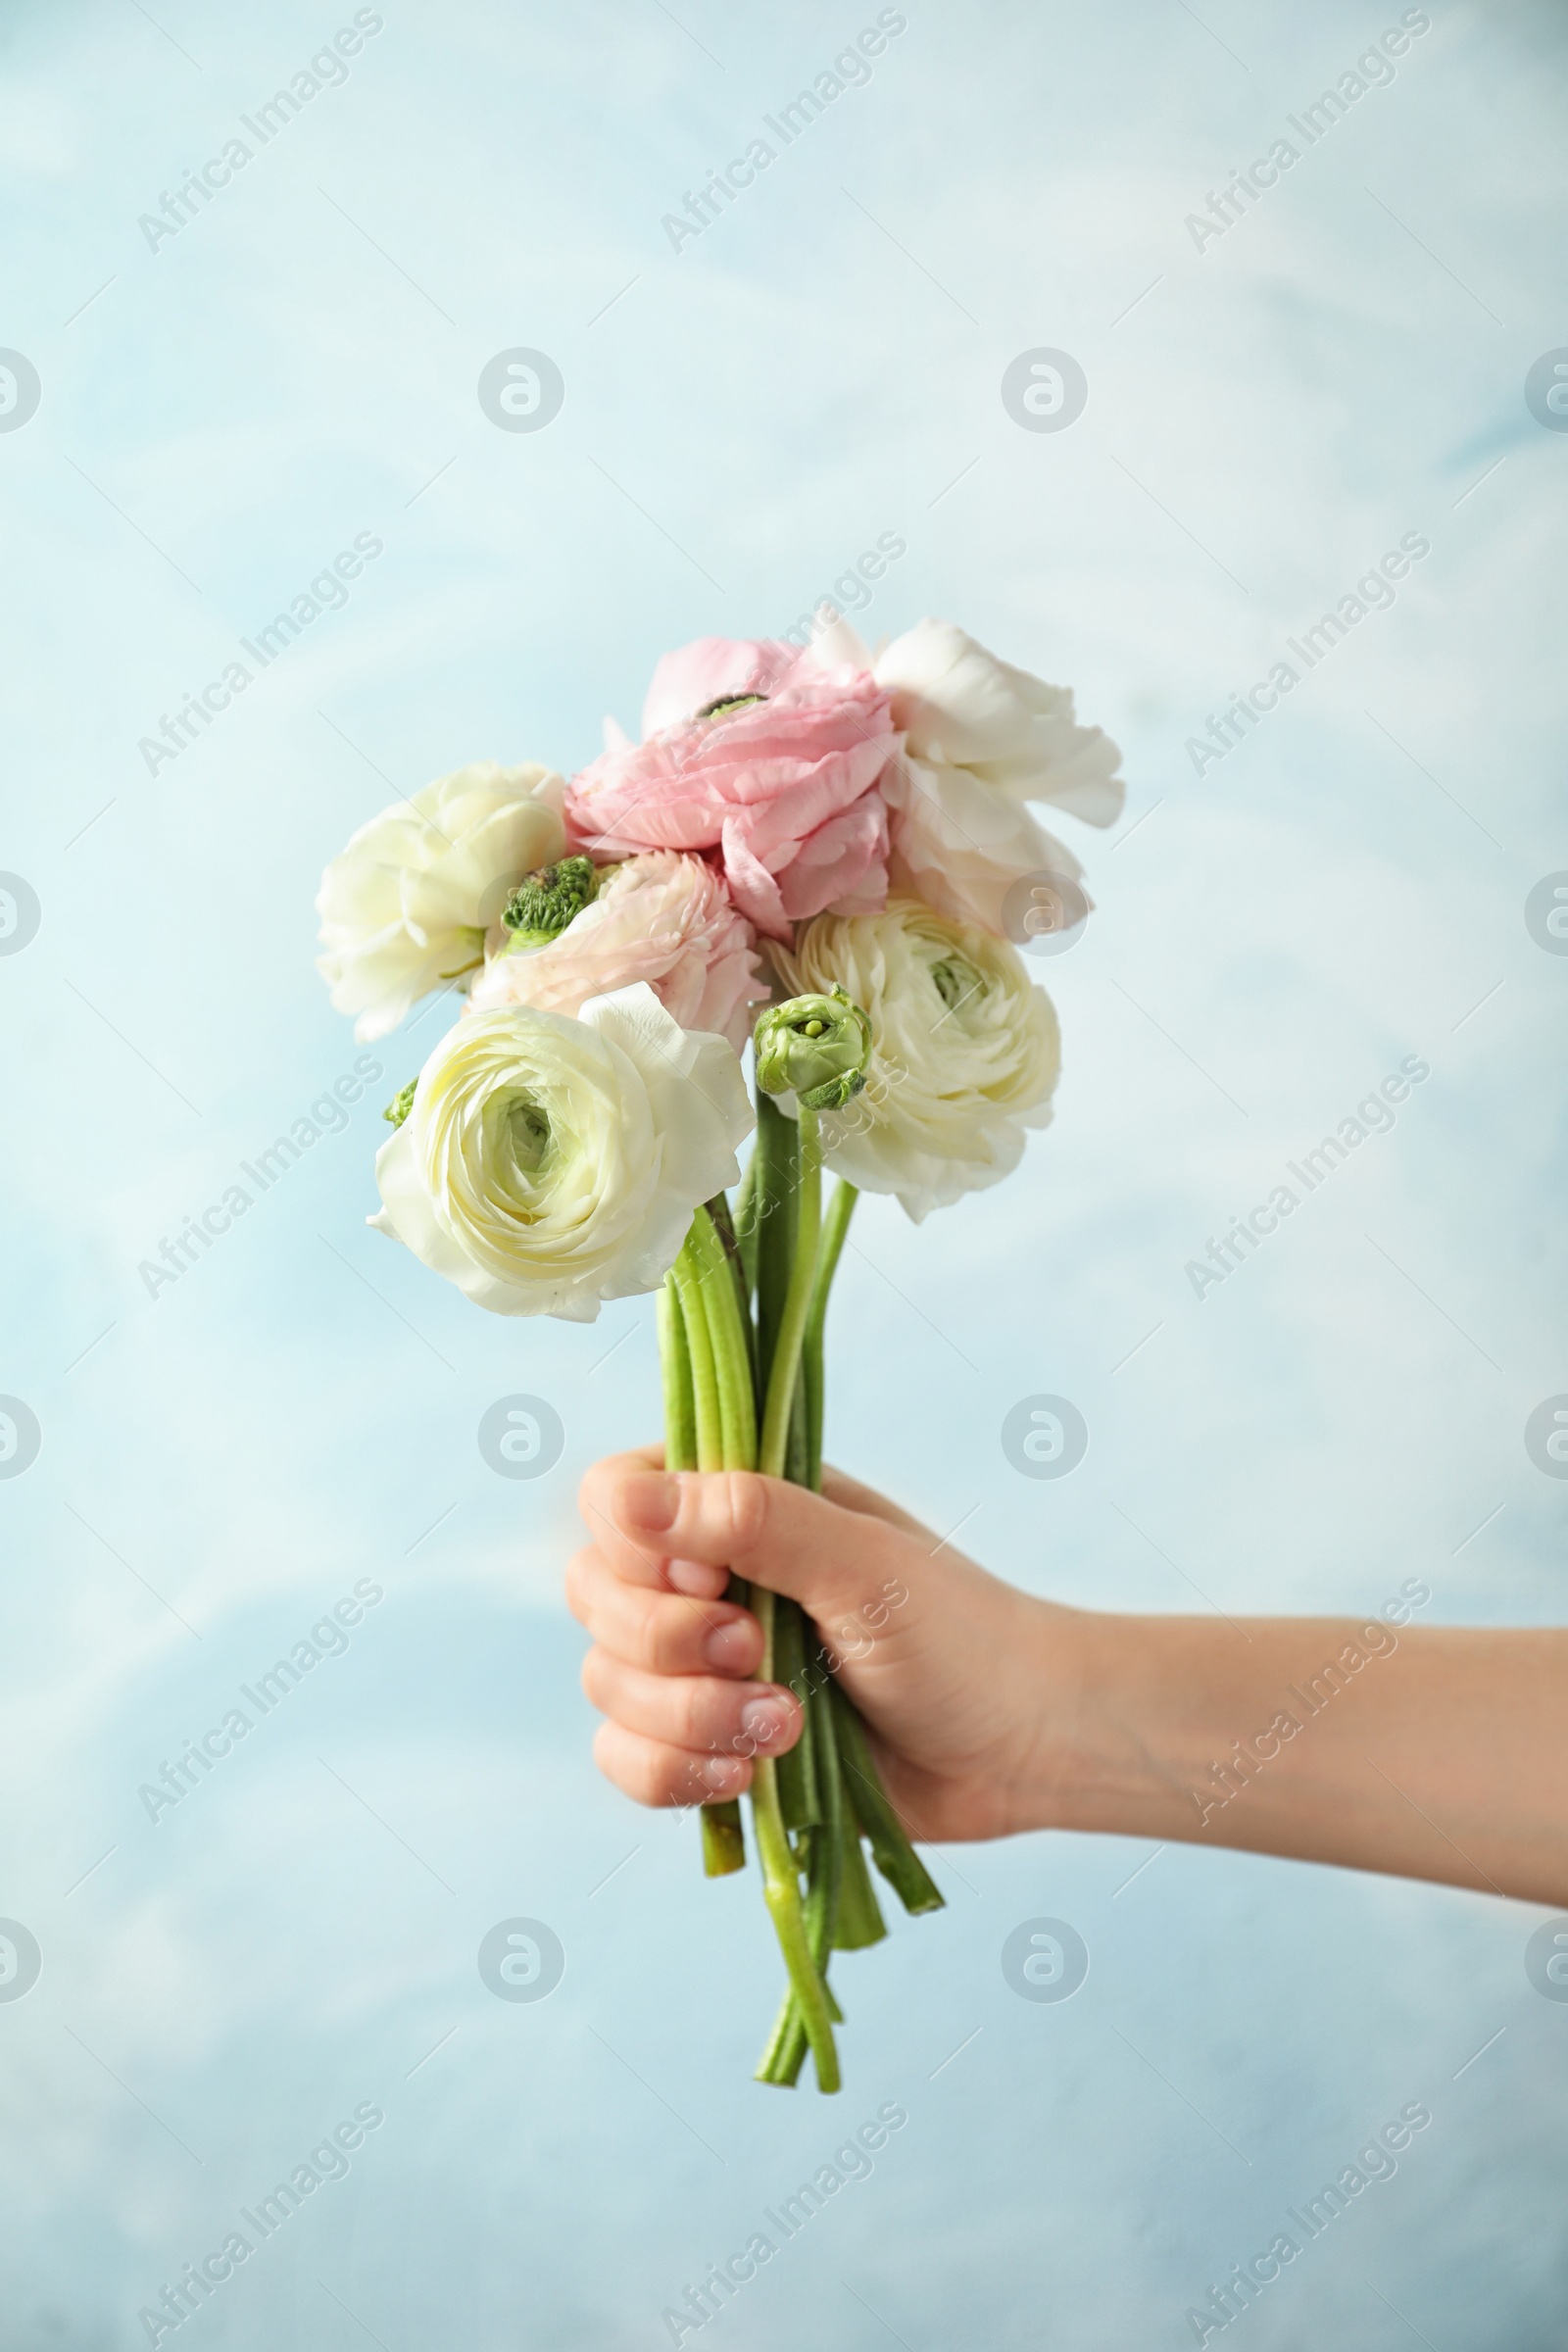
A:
[622,1473,679,1534]
[667,1556,727,1598]
[704,1618,758,1672]
[703,1755,745,1792]
[740,1694,793,1749]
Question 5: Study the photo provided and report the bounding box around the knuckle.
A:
[639,1605,680,1676]
[590,1722,623,1791]
[640,1747,684,1808]
[594,1725,662,1811]
[673,1681,714,1751]
[575,1463,603,1526]
[720,1469,770,1556]
[563,1547,597,1624]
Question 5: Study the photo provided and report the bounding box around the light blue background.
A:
[3,1,1566,2343]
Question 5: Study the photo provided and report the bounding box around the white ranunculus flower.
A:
[317,761,566,1043]
[800,616,1123,937]
[369,984,753,1321]
[773,900,1060,1222]
[873,618,1123,821]
[881,754,1087,938]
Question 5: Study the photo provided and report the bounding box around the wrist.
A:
[1004,1601,1186,1840]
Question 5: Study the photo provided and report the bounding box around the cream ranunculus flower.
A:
[316,761,566,1042]
[773,900,1060,1222]
[369,983,753,1320]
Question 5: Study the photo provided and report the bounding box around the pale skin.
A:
[568,1451,1568,1909]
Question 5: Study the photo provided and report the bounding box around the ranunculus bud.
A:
[383,1078,417,1128]
[502,855,601,946]
[754,985,872,1111]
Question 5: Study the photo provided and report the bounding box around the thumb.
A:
[587,1463,910,1652]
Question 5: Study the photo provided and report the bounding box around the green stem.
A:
[833,1808,890,1949]
[701,1802,746,1876]
[759,1650,849,2084]
[732,1149,760,1299]
[668,1233,745,1877]
[749,1725,839,2091]
[774,1598,820,1829]
[760,1108,820,1481]
[746,1104,844,2090]
[747,1581,840,2092]
[785,1358,810,1489]
[753,1092,799,1401]
[683,1199,837,2090]
[670,1239,722,1474]
[789,1172,934,1943]
[686,1208,757,1472]
[704,1191,757,1403]
[833,1682,945,1917]
[657,1275,696,1475]
[804,1179,857,1493]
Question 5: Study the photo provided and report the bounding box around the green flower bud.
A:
[383,1078,418,1128]
[754,985,872,1111]
[501,855,600,946]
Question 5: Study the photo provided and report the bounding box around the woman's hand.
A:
[566,1449,1078,1840]
[569,1450,1568,1905]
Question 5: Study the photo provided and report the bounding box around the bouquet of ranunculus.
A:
[315,613,1121,2090]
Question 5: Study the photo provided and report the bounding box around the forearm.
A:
[1039,1606,1568,1905]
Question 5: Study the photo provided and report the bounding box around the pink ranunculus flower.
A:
[466,852,769,1054]
[564,639,900,941]
[639,636,802,737]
